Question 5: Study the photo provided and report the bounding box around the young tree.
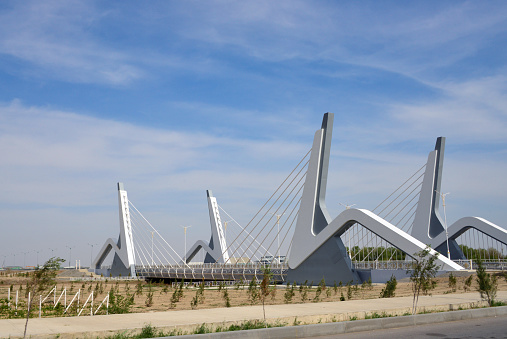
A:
[475,258,497,306]
[259,267,275,325]
[24,257,64,338]
[408,246,440,315]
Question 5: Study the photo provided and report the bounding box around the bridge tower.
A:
[411,138,507,259]
[183,190,230,263]
[92,182,136,277]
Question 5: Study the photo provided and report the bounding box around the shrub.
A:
[448,272,457,292]
[475,258,497,306]
[247,278,259,304]
[464,275,473,292]
[283,282,295,304]
[380,275,397,298]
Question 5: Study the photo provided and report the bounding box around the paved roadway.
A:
[315,314,507,339]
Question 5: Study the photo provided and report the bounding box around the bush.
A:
[283,282,295,304]
[380,275,397,298]
[448,273,457,292]
[475,258,497,306]
[464,275,473,292]
[247,278,259,304]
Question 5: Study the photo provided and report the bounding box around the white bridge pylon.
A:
[183,190,230,264]
[92,183,136,277]
[410,137,507,259]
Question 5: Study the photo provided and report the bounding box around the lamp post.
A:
[35,249,42,267]
[88,243,97,268]
[271,213,284,263]
[48,248,56,259]
[150,231,154,266]
[436,190,451,260]
[66,246,73,268]
[23,251,29,268]
[180,226,192,264]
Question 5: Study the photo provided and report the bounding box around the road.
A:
[314,314,507,339]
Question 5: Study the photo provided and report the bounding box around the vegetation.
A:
[464,275,473,292]
[247,278,259,304]
[108,287,135,314]
[348,246,406,261]
[259,268,275,324]
[459,245,505,260]
[448,273,457,292]
[475,258,497,306]
[379,275,397,298]
[23,257,64,338]
[408,246,440,315]
[283,282,295,303]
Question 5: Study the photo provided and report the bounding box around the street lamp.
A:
[66,246,73,268]
[22,251,29,268]
[271,213,284,263]
[150,231,155,266]
[180,226,192,264]
[35,249,42,267]
[436,190,451,260]
[88,243,97,268]
[48,248,56,259]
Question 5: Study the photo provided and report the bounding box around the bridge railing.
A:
[353,259,507,271]
[135,262,289,283]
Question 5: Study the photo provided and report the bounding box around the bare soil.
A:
[1,270,506,316]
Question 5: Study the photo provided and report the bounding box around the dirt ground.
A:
[1,270,506,317]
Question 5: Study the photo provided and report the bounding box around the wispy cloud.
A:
[0,1,143,85]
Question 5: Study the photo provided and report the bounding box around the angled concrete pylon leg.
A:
[93,182,136,277]
[287,115,463,285]
[411,138,465,259]
[184,190,229,264]
[288,113,360,285]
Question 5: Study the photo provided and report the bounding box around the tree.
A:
[259,267,275,325]
[408,246,440,315]
[24,257,64,338]
[475,258,497,306]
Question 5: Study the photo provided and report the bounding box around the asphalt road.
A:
[314,315,507,339]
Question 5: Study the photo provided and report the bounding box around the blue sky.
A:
[1,1,506,267]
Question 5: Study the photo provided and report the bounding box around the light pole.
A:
[23,251,29,268]
[35,250,42,267]
[150,231,155,266]
[48,248,56,259]
[436,190,451,260]
[66,246,73,268]
[181,226,191,264]
[271,213,284,263]
[88,243,97,268]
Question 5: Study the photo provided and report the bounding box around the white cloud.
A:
[0,1,143,85]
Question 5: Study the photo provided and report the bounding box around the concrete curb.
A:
[174,306,507,339]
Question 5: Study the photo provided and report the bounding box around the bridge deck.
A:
[136,263,288,283]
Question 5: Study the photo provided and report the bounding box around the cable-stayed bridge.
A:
[92,113,507,284]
